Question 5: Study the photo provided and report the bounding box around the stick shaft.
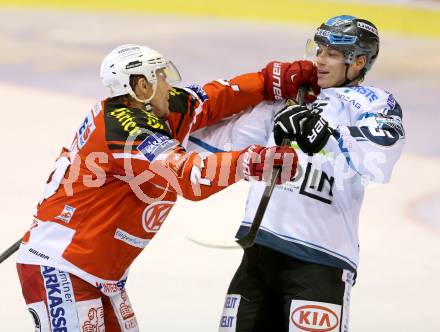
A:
[237,87,307,248]
[0,238,21,264]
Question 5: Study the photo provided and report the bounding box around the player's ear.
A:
[354,55,367,71]
[137,77,149,90]
[134,76,153,98]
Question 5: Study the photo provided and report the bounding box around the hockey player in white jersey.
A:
[188,15,405,332]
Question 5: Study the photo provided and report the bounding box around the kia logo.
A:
[291,305,339,332]
[142,201,174,233]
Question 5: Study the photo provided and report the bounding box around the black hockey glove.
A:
[273,105,312,146]
[296,112,332,154]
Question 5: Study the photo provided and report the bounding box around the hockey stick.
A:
[0,238,21,264]
[236,86,307,249]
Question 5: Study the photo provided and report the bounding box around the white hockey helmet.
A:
[100,44,181,103]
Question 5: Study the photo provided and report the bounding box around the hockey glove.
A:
[261,60,320,102]
[241,145,298,184]
[296,113,332,154]
[273,104,312,146]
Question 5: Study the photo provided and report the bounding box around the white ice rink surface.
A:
[0,10,440,331]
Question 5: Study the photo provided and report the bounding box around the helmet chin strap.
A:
[336,63,363,87]
[336,64,352,87]
[127,83,157,106]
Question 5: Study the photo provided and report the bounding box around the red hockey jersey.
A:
[17,73,265,295]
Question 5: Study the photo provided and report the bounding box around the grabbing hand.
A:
[261,60,320,102]
[273,104,312,146]
[274,103,332,154]
[241,145,298,184]
[296,112,332,154]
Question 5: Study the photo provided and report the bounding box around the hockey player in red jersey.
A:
[15,44,317,331]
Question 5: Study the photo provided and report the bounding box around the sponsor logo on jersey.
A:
[137,133,178,162]
[295,162,335,205]
[77,299,105,332]
[290,300,341,332]
[143,111,166,130]
[357,22,378,36]
[220,314,235,328]
[142,201,174,233]
[336,92,361,109]
[219,295,240,330]
[95,277,127,295]
[109,108,166,136]
[41,266,76,332]
[345,86,378,103]
[185,84,209,102]
[28,308,41,332]
[169,87,182,96]
[114,228,150,249]
[375,113,405,137]
[387,94,396,110]
[27,301,51,332]
[80,291,137,330]
[29,248,50,260]
[54,205,76,223]
[77,112,96,149]
[119,290,138,330]
[81,307,104,332]
[109,108,142,136]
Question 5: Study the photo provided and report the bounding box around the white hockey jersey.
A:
[188,86,405,272]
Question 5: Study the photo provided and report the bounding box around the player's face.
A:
[150,69,172,118]
[315,44,348,88]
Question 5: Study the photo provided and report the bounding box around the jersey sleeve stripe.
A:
[188,136,226,153]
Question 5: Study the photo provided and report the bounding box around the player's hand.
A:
[296,112,332,154]
[261,60,320,102]
[241,145,298,184]
[273,104,312,145]
[274,102,332,153]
